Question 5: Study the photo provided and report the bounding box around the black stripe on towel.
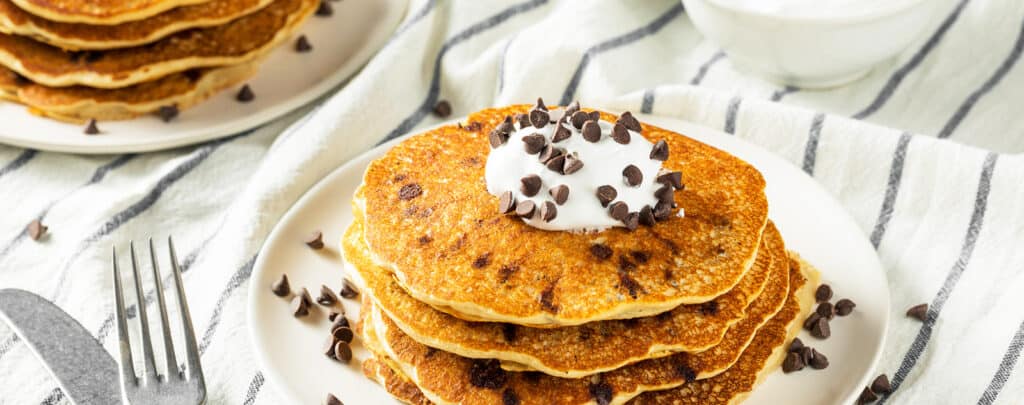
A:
[978,318,1024,405]
[869,133,912,249]
[801,113,826,175]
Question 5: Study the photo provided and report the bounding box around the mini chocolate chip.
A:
[907,303,928,321]
[157,105,178,122]
[332,326,354,343]
[654,185,674,204]
[334,341,353,362]
[534,97,548,111]
[515,113,530,128]
[305,231,324,249]
[552,118,571,142]
[589,382,613,405]
[799,346,814,365]
[596,185,617,207]
[27,219,47,241]
[623,212,639,230]
[650,140,669,161]
[590,244,613,261]
[183,69,201,82]
[522,134,546,154]
[639,205,656,226]
[295,35,313,52]
[545,155,566,174]
[581,121,601,142]
[608,201,629,221]
[324,393,342,405]
[332,316,350,329]
[782,352,805,373]
[858,387,879,404]
[498,191,517,214]
[563,154,584,175]
[502,389,520,405]
[529,109,549,129]
[656,171,684,190]
[803,312,822,331]
[816,302,835,320]
[236,85,255,103]
[836,298,856,316]
[588,111,600,122]
[653,201,672,221]
[299,287,313,307]
[788,337,805,353]
[871,374,892,394]
[611,123,630,144]
[317,285,338,306]
[538,145,563,164]
[328,311,342,322]
[810,317,831,339]
[316,1,333,16]
[489,121,513,148]
[564,101,580,116]
[700,301,719,315]
[520,175,542,197]
[618,111,641,131]
[398,183,422,200]
[271,274,290,297]
[515,200,536,218]
[84,119,100,135]
[815,284,833,302]
[540,201,557,222]
[549,185,569,205]
[322,335,337,358]
[340,279,359,299]
[570,110,589,129]
[469,359,507,389]
[502,323,517,342]
[622,165,643,186]
[808,349,829,369]
[291,295,309,317]
[433,100,452,117]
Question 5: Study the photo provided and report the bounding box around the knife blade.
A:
[0,288,121,405]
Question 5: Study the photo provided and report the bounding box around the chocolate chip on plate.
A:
[498,191,517,214]
[520,175,542,197]
[295,35,313,52]
[339,279,359,299]
[328,310,342,322]
[907,303,928,321]
[317,285,338,306]
[622,165,643,186]
[433,100,452,118]
[788,337,804,353]
[324,393,343,405]
[305,231,325,249]
[810,317,831,339]
[334,341,353,362]
[611,123,630,144]
[782,352,805,373]
[271,274,290,297]
[857,387,878,404]
[871,374,892,394]
[298,287,314,307]
[799,346,814,365]
[549,185,569,205]
[563,154,584,175]
[315,0,333,16]
[27,219,47,241]
[515,200,535,218]
[815,284,833,302]
[332,326,354,343]
[84,119,100,135]
[322,335,337,358]
[332,315,350,329]
[236,85,255,103]
[803,312,822,331]
[836,298,856,316]
[617,111,641,132]
[816,302,835,320]
[540,201,557,222]
[656,171,683,190]
[649,140,669,161]
[291,295,309,317]
[608,201,629,221]
[157,105,179,122]
[596,185,617,207]
[808,349,829,369]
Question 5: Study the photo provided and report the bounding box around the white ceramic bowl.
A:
[682,0,942,88]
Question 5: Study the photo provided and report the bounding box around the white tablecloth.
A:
[1,0,1023,403]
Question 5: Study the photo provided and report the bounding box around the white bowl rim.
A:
[696,0,931,25]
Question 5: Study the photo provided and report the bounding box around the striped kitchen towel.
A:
[1,0,1023,403]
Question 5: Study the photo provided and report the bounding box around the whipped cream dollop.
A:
[485,100,682,232]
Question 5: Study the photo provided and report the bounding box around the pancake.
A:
[0,0,316,88]
[362,358,434,405]
[0,0,274,50]
[0,62,256,121]
[355,105,769,326]
[10,0,213,25]
[346,211,781,378]
[357,250,815,405]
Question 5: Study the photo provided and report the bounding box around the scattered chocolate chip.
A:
[545,155,566,174]
[810,317,831,339]
[596,185,617,207]
[299,287,314,307]
[564,101,580,117]
[782,352,805,373]
[816,302,835,320]
[623,212,639,230]
[656,171,683,190]
[271,274,290,297]
[291,295,309,317]
[871,374,892,394]
[649,140,669,161]
[589,381,613,405]
[324,393,343,405]
[332,316,350,329]
[520,175,542,197]
[815,284,833,302]
[322,335,337,358]
[469,359,507,389]
[84,119,100,135]
[515,200,535,218]
[295,35,313,52]
[550,185,569,205]
[540,201,557,222]
[788,338,804,353]
[551,121,571,144]
[332,326,354,343]
[522,134,546,154]
[654,186,674,204]
[502,388,520,405]
[907,303,928,321]
[590,244,613,261]
[570,110,590,129]
[334,341,353,362]
[236,85,255,103]
[316,285,338,306]
[316,0,333,16]
[498,191,517,214]
[858,387,879,404]
[799,346,814,365]
[489,120,513,148]
[836,298,856,316]
[433,100,452,117]
[808,349,829,369]
[653,201,672,221]
[157,105,179,122]
[700,301,719,316]
[617,111,641,132]
[608,201,629,221]
[529,106,549,128]
[339,279,359,299]
[510,113,527,128]
[328,311,342,322]
[588,111,601,122]
[534,97,548,111]
[27,219,47,241]
[562,154,584,175]
[611,123,630,144]
[622,165,643,186]
[639,205,656,226]
[581,121,601,142]
[803,312,822,331]
[398,183,422,200]
[305,231,325,249]
[538,145,563,164]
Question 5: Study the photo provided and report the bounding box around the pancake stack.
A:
[344,104,821,404]
[0,0,319,122]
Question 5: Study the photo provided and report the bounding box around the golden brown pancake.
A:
[0,0,316,88]
[10,0,213,25]
[362,358,435,405]
[357,251,814,405]
[346,212,781,378]
[0,0,274,50]
[355,105,769,327]
[0,63,256,121]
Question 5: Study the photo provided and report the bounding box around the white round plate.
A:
[0,0,407,154]
[248,114,890,404]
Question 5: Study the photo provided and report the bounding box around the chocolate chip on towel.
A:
[907,303,928,321]
[298,287,313,307]
[305,231,325,249]
[84,119,100,135]
[339,279,359,299]
[27,219,47,241]
[803,312,822,331]
[271,274,290,297]
[836,298,856,316]
[871,374,892,394]
[788,337,804,353]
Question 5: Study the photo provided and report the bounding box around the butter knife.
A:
[0,288,121,405]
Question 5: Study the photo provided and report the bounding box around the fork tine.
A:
[112,247,137,386]
[149,238,180,380]
[168,236,205,382]
[130,241,159,383]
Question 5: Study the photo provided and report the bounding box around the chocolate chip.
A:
[907,303,928,321]
[549,185,569,205]
[498,191,517,214]
[324,393,343,405]
[305,230,325,249]
[27,219,47,241]
[808,349,829,369]
[534,97,548,111]
[782,352,805,373]
[529,108,549,129]
[271,274,290,297]
[588,111,601,122]
[608,201,629,221]
[581,121,601,142]
[551,118,571,142]
[545,155,566,174]
[649,140,669,161]
[515,200,535,218]
[501,323,517,343]
[803,312,822,331]
[857,387,879,404]
[334,341,353,362]
[157,105,179,122]
[291,295,309,317]
[183,69,202,82]
[328,311,342,322]
[469,359,507,389]
[339,279,359,299]
[84,119,100,135]
[489,119,513,148]
[639,205,656,226]
[799,346,814,365]
[653,201,672,221]
[332,326,354,343]
[538,145,563,164]
[596,185,617,207]
[322,335,337,358]
[611,123,630,144]
[810,317,831,339]
[564,101,580,117]
[788,337,805,353]
[514,113,530,128]
[700,301,719,316]
[295,35,313,52]
[622,165,643,186]
[522,134,546,154]
[317,285,338,306]
[589,382,613,405]
[570,110,590,129]
[540,201,557,222]
[815,284,833,302]
[316,0,333,16]
[656,171,683,190]
[520,175,542,197]
[332,316,350,329]
[871,374,892,394]
[563,154,584,175]
[502,389,520,405]
[654,185,674,204]
[617,111,641,132]
[398,183,422,200]
[836,298,856,316]
[433,100,452,117]
[816,302,835,320]
[590,244,613,261]
[623,212,639,230]
[299,287,314,307]
[236,85,255,103]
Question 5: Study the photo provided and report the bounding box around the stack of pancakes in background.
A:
[344,104,821,404]
[0,0,319,122]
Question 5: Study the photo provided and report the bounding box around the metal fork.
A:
[112,238,206,405]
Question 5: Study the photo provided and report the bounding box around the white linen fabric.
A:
[1,1,1023,403]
